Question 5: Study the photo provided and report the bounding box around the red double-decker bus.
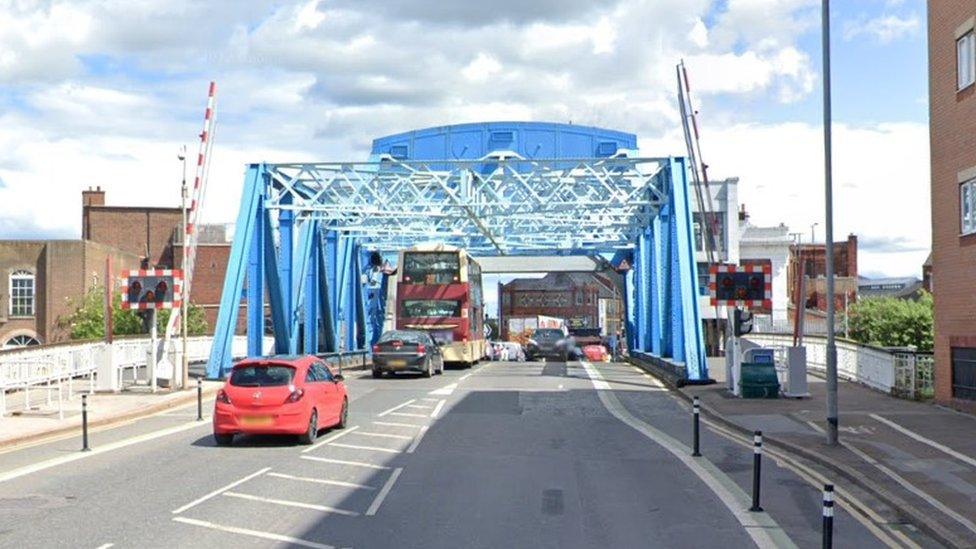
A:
[395,245,486,365]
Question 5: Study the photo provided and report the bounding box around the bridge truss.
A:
[207,156,707,381]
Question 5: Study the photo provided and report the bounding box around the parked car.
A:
[212,355,348,446]
[372,330,444,378]
[582,344,610,362]
[526,328,572,361]
[491,341,526,362]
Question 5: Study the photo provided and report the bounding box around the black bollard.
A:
[692,396,701,457]
[750,430,763,512]
[822,484,834,549]
[81,394,91,452]
[197,377,203,421]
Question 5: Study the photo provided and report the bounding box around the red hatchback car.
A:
[213,355,348,446]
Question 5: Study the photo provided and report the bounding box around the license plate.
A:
[240,415,273,427]
[388,359,407,368]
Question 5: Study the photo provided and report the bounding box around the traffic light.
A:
[733,308,753,337]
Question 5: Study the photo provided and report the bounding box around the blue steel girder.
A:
[208,156,707,380]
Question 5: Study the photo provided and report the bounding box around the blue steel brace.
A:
[648,215,664,356]
[317,234,337,353]
[324,231,340,351]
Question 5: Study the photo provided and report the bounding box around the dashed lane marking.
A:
[301,425,360,454]
[428,383,457,396]
[300,456,391,470]
[352,431,413,441]
[405,426,429,454]
[373,421,422,429]
[430,400,446,418]
[365,468,404,516]
[405,404,433,409]
[377,399,417,417]
[266,472,375,490]
[173,517,336,549]
[223,491,360,516]
[388,412,428,419]
[328,442,402,454]
[171,467,271,514]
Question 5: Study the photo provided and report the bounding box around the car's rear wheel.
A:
[336,398,348,429]
[422,358,433,378]
[372,369,383,379]
[214,433,234,446]
[299,410,318,445]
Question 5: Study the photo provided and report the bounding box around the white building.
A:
[738,223,792,325]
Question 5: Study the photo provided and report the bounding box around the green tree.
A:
[58,286,208,340]
[847,292,933,351]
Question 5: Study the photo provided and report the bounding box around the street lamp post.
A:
[179,146,189,391]
[810,222,819,244]
[821,0,839,445]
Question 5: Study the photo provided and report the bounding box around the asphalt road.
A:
[0,361,906,548]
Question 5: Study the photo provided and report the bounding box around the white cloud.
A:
[844,14,919,44]
[462,53,502,83]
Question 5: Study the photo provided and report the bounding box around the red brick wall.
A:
[84,207,182,268]
[929,2,976,409]
[173,243,249,334]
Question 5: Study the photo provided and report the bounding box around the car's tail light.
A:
[216,389,231,405]
[286,388,304,403]
[372,344,380,353]
[417,344,426,355]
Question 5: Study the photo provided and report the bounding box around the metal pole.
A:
[822,0,839,446]
[692,396,701,457]
[822,484,834,548]
[149,308,158,393]
[180,149,189,391]
[197,377,203,421]
[81,394,90,452]
[750,431,763,512]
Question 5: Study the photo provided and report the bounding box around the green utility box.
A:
[740,362,780,399]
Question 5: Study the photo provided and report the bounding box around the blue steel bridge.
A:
[206,122,706,382]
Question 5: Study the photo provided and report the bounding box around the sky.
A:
[0,0,929,281]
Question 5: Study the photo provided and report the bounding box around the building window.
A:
[9,270,35,317]
[962,179,976,234]
[2,334,40,350]
[951,347,976,400]
[959,31,975,90]
[576,292,583,306]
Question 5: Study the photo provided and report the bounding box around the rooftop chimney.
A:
[82,186,105,207]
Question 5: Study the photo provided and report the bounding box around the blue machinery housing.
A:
[206,122,707,381]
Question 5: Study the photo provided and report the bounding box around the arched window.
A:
[9,270,35,317]
[2,334,40,349]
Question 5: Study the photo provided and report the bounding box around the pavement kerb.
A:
[624,358,968,549]
[0,383,222,452]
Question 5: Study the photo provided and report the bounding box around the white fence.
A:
[0,336,272,417]
[743,333,933,398]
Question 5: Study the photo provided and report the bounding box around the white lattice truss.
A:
[263,156,669,254]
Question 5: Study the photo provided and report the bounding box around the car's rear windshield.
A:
[379,331,427,344]
[230,364,296,387]
[533,329,563,340]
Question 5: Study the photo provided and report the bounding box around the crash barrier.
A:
[742,334,933,399]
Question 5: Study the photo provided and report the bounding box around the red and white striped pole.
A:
[166,81,217,386]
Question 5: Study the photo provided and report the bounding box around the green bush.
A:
[58,286,208,340]
[847,291,933,351]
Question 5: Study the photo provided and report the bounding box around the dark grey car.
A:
[525,328,570,361]
[372,330,444,378]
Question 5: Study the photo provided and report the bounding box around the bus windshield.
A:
[402,252,460,285]
[401,299,461,318]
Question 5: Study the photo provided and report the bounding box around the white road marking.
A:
[869,413,976,469]
[373,421,421,429]
[419,397,440,403]
[173,517,336,549]
[377,399,417,417]
[805,420,826,434]
[459,373,472,381]
[405,404,432,409]
[579,361,796,549]
[301,425,360,454]
[353,431,413,440]
[389,412,428,418]
[0,419,210,485]
[428,383,457,396]
[171,467,271,514]
[365,467,404,516]
[328,442,401,454]
[266,472,375,490]
[95,544,114,549]
[430,400,446,418]
[223,491,359,516]
[842,439,976,536]
[300,456,391,470]
[406,426,429,454]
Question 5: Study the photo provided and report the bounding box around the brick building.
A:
[786,235,858,317]
[928,2,976,410]
[0,240,141,348]
[498,272,623,340]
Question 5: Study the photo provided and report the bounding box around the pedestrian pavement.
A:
[0,380,224,449]
[646,356,976,548]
